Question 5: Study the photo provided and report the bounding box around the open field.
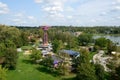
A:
[6,52,75,80]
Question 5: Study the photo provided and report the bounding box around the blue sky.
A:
[0,0,120,26]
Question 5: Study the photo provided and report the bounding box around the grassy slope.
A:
[6,53,59,80]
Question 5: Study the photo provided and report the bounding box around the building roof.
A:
[59,50,80,57]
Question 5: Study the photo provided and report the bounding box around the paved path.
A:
[93,50,113,72]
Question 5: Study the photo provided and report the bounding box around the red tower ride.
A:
[42,26,49,46]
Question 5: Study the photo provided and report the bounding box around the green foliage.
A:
[95,37,108,49]
[116,46,120,52]
[0,65,7,80]
[30,48,42,63]
[79,49,90,63]
[107,40,117,54]
[115,66,120,76]
[52,39,63,53]
[0,43,6,57]
[21,46,33,50]
[66,37,78,49]
[41,55,53,68]
[0,25,22,47]
[76,63,97,80]
[109,66,120,80]
[95,64,105,80]
[7,52,61,80]
[57,61,71,75]
[20,31,29,46]
[78,33,93,46]
[4,48,18,69]
[76,49,97,80]
[4,40,16,48]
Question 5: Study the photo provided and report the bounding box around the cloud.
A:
[35,0,67,18]
[100,11,108,16]
[114,6,120,10]
[11,13,38,25]
[12,19,27,24]
[91,19,97,22]
[65,6,74,12]
[67,15,73,19]
[35,0,43,3]
[42,0,64,17]
[27,16,35,20]
[116,16,120,19]
[0,2,9,14]
[14,13,23,17]
[116,0,120,3]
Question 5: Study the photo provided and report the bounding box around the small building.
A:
[59,50,80,59]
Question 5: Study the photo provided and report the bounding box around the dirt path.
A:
[93,50,113,72]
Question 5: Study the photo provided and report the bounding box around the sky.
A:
[0,0,120,26]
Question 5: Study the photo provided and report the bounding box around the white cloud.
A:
[14,13,23,17]
[11,13,38,25]
[42,1,64,15]
[114,6,120,10]
[12,18,27,24]
[35,0,67,18]
[27,16,35,20]
[35,0,43,3]
[49,13,64,18]
[67,15,73,19]
[0,2,9,14]
[91,19,97,22]
[65,6,74,12]
[100,11,108,16]
[116,0,120,3]
[116,16,120,19]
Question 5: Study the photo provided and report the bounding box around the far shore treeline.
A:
[15,26,120,34]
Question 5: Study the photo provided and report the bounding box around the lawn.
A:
[21,46,33,50]
[6,52,59,80]
[6,52,75,80]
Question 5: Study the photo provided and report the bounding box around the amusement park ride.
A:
[42,26,49,46]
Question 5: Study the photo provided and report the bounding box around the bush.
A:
[30,48,42,63]
[0,65,7,80]
[4,48,18,69]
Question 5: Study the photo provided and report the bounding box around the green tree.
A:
[57,61,71,75]
[52,39,63,53]
[0,65,7,80]
[41,54,53,70]
[116,66,120,78]
[0,43,6,57]
[30,48,42,63]
[78,33,93,46]
[76,49,97,80]
[66,36,78,49]
[95,37,108,49]
[109,66,120,80]
[4,48,18,69]
[107,40,117,55]
[20,31,29,46]
[95,64,105,80]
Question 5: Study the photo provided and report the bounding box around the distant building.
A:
[59,50,80,59]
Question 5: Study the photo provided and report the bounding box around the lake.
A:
[93,35,120,46]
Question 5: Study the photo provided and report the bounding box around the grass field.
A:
[6,52,75,80]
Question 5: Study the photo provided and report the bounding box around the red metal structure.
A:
[42,26,49,46]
